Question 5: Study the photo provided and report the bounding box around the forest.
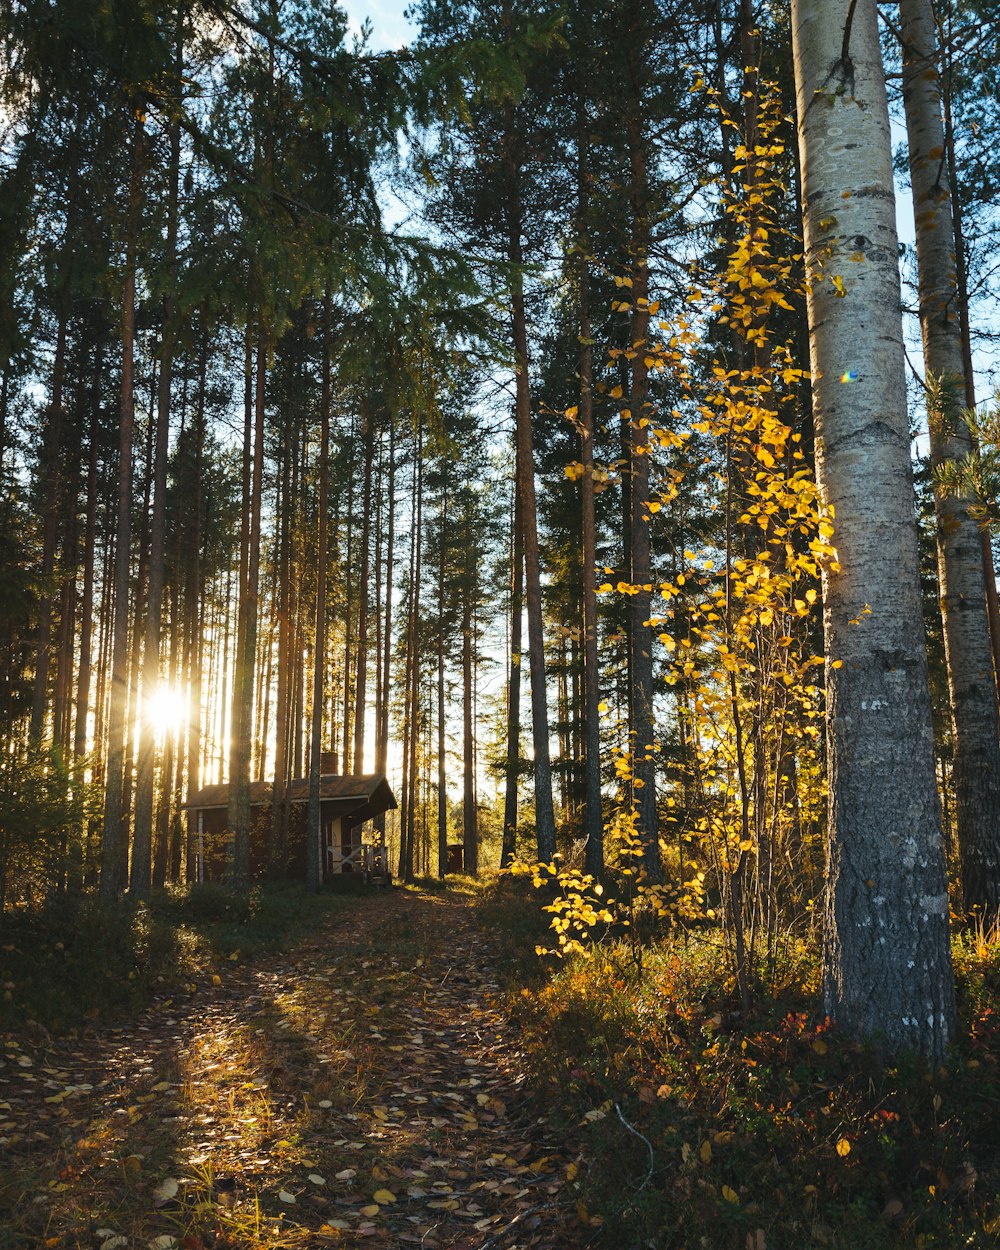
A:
[1,0,1000,1246]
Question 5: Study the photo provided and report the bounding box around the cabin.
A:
[185,763,396,885]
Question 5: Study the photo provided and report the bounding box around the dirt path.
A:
[0,889,585,1250]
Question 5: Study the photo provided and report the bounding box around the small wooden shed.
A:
[185,771,396,884]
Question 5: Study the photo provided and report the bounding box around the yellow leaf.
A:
[373,1188,396,1204]
[700,1140,712,1164]
[359,1204,380,1217]
[836,1138,851,1157]
[721,1185,740,1204]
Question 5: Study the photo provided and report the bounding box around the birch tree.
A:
[899,0,1000,920]
[791,0,955,1059]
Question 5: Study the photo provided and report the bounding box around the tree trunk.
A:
[185,337,206,881]
[308,292,332,892]
[378,417,396,778]
[626,111,660,882]
[576,98,604,874]
[354,408,374,771]
[507,157,557,863]
[501,439,523,868]
[29,312,68,746]
[100,117,143,900]
[74,341,102,761]
[437,471,448,877]
[226,330,266,892]
[462,508,477,876]
[940,59,1000,690]
[131,17,183,898]
[900,0,1000,919]
[270,406,292,872]
[792,0,955,1060]
[342,448,355,776]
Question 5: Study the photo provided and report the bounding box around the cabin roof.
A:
[185,773,396,814]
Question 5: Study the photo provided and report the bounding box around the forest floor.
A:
[0,885,585,1250]
[3,880,999,1250]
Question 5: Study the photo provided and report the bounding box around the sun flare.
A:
[145,684,187,737]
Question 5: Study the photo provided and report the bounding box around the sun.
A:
[145,684,187,738]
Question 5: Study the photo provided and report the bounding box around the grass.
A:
[475,881,1000,1250]
[0,880,361,1033]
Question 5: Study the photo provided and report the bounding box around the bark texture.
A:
[900,0,1000,918]
[99,119,143,900]
[792,0,955,1060]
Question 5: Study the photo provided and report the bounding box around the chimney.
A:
[320,750,338,776]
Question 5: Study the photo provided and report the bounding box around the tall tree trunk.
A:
[374,418,395,839]
[120,396,155,848]
[501,442,523,868]
[99,118,143,900]
[308,294,331,892]
[74,341,102,760]
[625,104,660,882]
[506,134,556,863]
[399,430,424,883]
[792,0,955,1060]
[462,509,478,876]
[900,0,1000,919]
[354,408,374,771]
[132,35,182,896]
[270,409,292,871]
[577,108,604,872]
[437,470,448,878]
[341,448,355,776]
[29,313,68,745]
[226,330,266,892]
[185,337,206,881]
[939,52,1000,687]
[226,331,253,874]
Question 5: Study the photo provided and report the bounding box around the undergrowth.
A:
[0,881,357,1033]
[481,883,1000,1250]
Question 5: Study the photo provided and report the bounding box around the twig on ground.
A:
[614,1101,655,1191]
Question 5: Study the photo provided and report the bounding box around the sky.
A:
[340,0,414,51]
[333,2,997,407]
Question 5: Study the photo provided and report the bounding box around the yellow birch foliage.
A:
[519,86,836,965]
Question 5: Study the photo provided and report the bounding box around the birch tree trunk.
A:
[900,0,1000,919]
[792,0,955,1060]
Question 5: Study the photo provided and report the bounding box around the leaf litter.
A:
[0,888,583,1248]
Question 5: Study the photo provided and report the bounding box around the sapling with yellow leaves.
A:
[520,87,836,985]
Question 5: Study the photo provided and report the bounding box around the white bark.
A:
[792,0,955,1060]
[900,0,1000,918]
